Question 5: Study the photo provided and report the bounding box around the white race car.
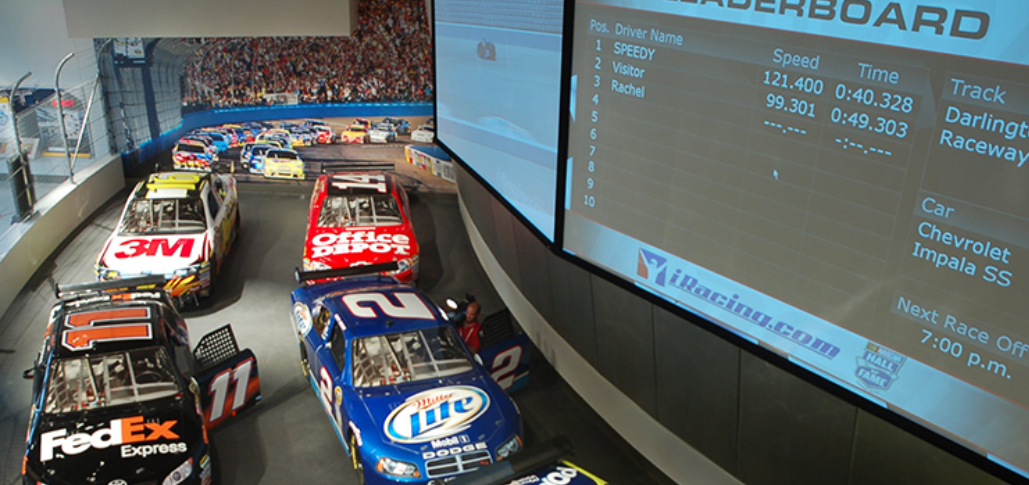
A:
[411,124,435,143]
[95,171,240,305]
[368,122,398,144]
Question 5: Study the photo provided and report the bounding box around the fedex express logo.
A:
[310,231,410,258]
[114,238,196,259]
[40,417,182,462]
[383,386,490,444]
[636,248,841,360]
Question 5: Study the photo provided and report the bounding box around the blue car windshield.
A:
[352,326,472,387]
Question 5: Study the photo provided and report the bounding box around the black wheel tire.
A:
[298,341,310,378]
[206,257,219,301]
[232,209,242,248]
[351,434,366,485]
[208,439,222,485]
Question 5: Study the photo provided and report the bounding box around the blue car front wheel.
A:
[351,434,366,485]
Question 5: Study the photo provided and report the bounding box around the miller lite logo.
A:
[383,386,490,444]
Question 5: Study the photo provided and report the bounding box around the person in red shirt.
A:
[457,301,482,353]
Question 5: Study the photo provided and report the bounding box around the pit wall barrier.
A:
[121,102,433,171]
[405,145,454,183]
[0,154,125,317]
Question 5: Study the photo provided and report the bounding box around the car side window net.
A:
[44,347,181,414]
[206,191,221,221]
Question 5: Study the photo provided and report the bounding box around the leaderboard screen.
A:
[435,0,564,240]
[563,0,1029,476]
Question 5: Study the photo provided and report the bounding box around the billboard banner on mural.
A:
[262,93,299,105]
[113,37,147,67]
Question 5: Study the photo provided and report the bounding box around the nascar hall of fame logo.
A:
[855,343,906,391]
[384,386,490,444]
[637,248,668,286]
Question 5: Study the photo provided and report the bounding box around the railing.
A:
[0,78,113,237]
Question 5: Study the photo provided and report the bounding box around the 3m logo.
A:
[63,308,153,351]
[637,249,667,286]
[39,416,178,462]
[114,238,195,259]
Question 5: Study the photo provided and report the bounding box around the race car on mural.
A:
[340,124,371,144]
[263,149,306,180]
[172,142,214,172]
[313,125,334,144]
[303,173,419,283]
[243,144,275,174]
[290,265,523,485]
[411,124,435,143]
[21,277,260,485]
[381,117,411,135]
[477,39,497,61]
[300,120,334,144]
[368,122,398,144]
[95,172,241,306]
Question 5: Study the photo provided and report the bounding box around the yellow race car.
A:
[339,124,370,144]
[263,148,305,180]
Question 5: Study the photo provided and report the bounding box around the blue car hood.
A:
[354,373,515,453]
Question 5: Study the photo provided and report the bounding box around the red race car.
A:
[302,173,419,283]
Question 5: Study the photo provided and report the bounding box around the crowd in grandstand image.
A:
[181,0,432,109]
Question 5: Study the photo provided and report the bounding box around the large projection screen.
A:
[563,0,1029,477]
[434,0,565,240]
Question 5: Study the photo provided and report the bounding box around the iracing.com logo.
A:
[637,248,668,286]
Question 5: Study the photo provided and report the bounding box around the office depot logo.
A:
[310,231,411,258]
[40,416,178,462]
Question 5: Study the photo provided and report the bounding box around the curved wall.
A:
[455,166,1009,485]
[0,155,125,317]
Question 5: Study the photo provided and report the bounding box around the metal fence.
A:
[0,79,113,237]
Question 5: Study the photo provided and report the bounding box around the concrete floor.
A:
[0,141,671,485]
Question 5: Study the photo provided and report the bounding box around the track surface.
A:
[0,140,669,485]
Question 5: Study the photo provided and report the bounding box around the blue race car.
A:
[291,265,523,485]
[195,131,229,152]
[432,436,611,485]
[382,117,411,135]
